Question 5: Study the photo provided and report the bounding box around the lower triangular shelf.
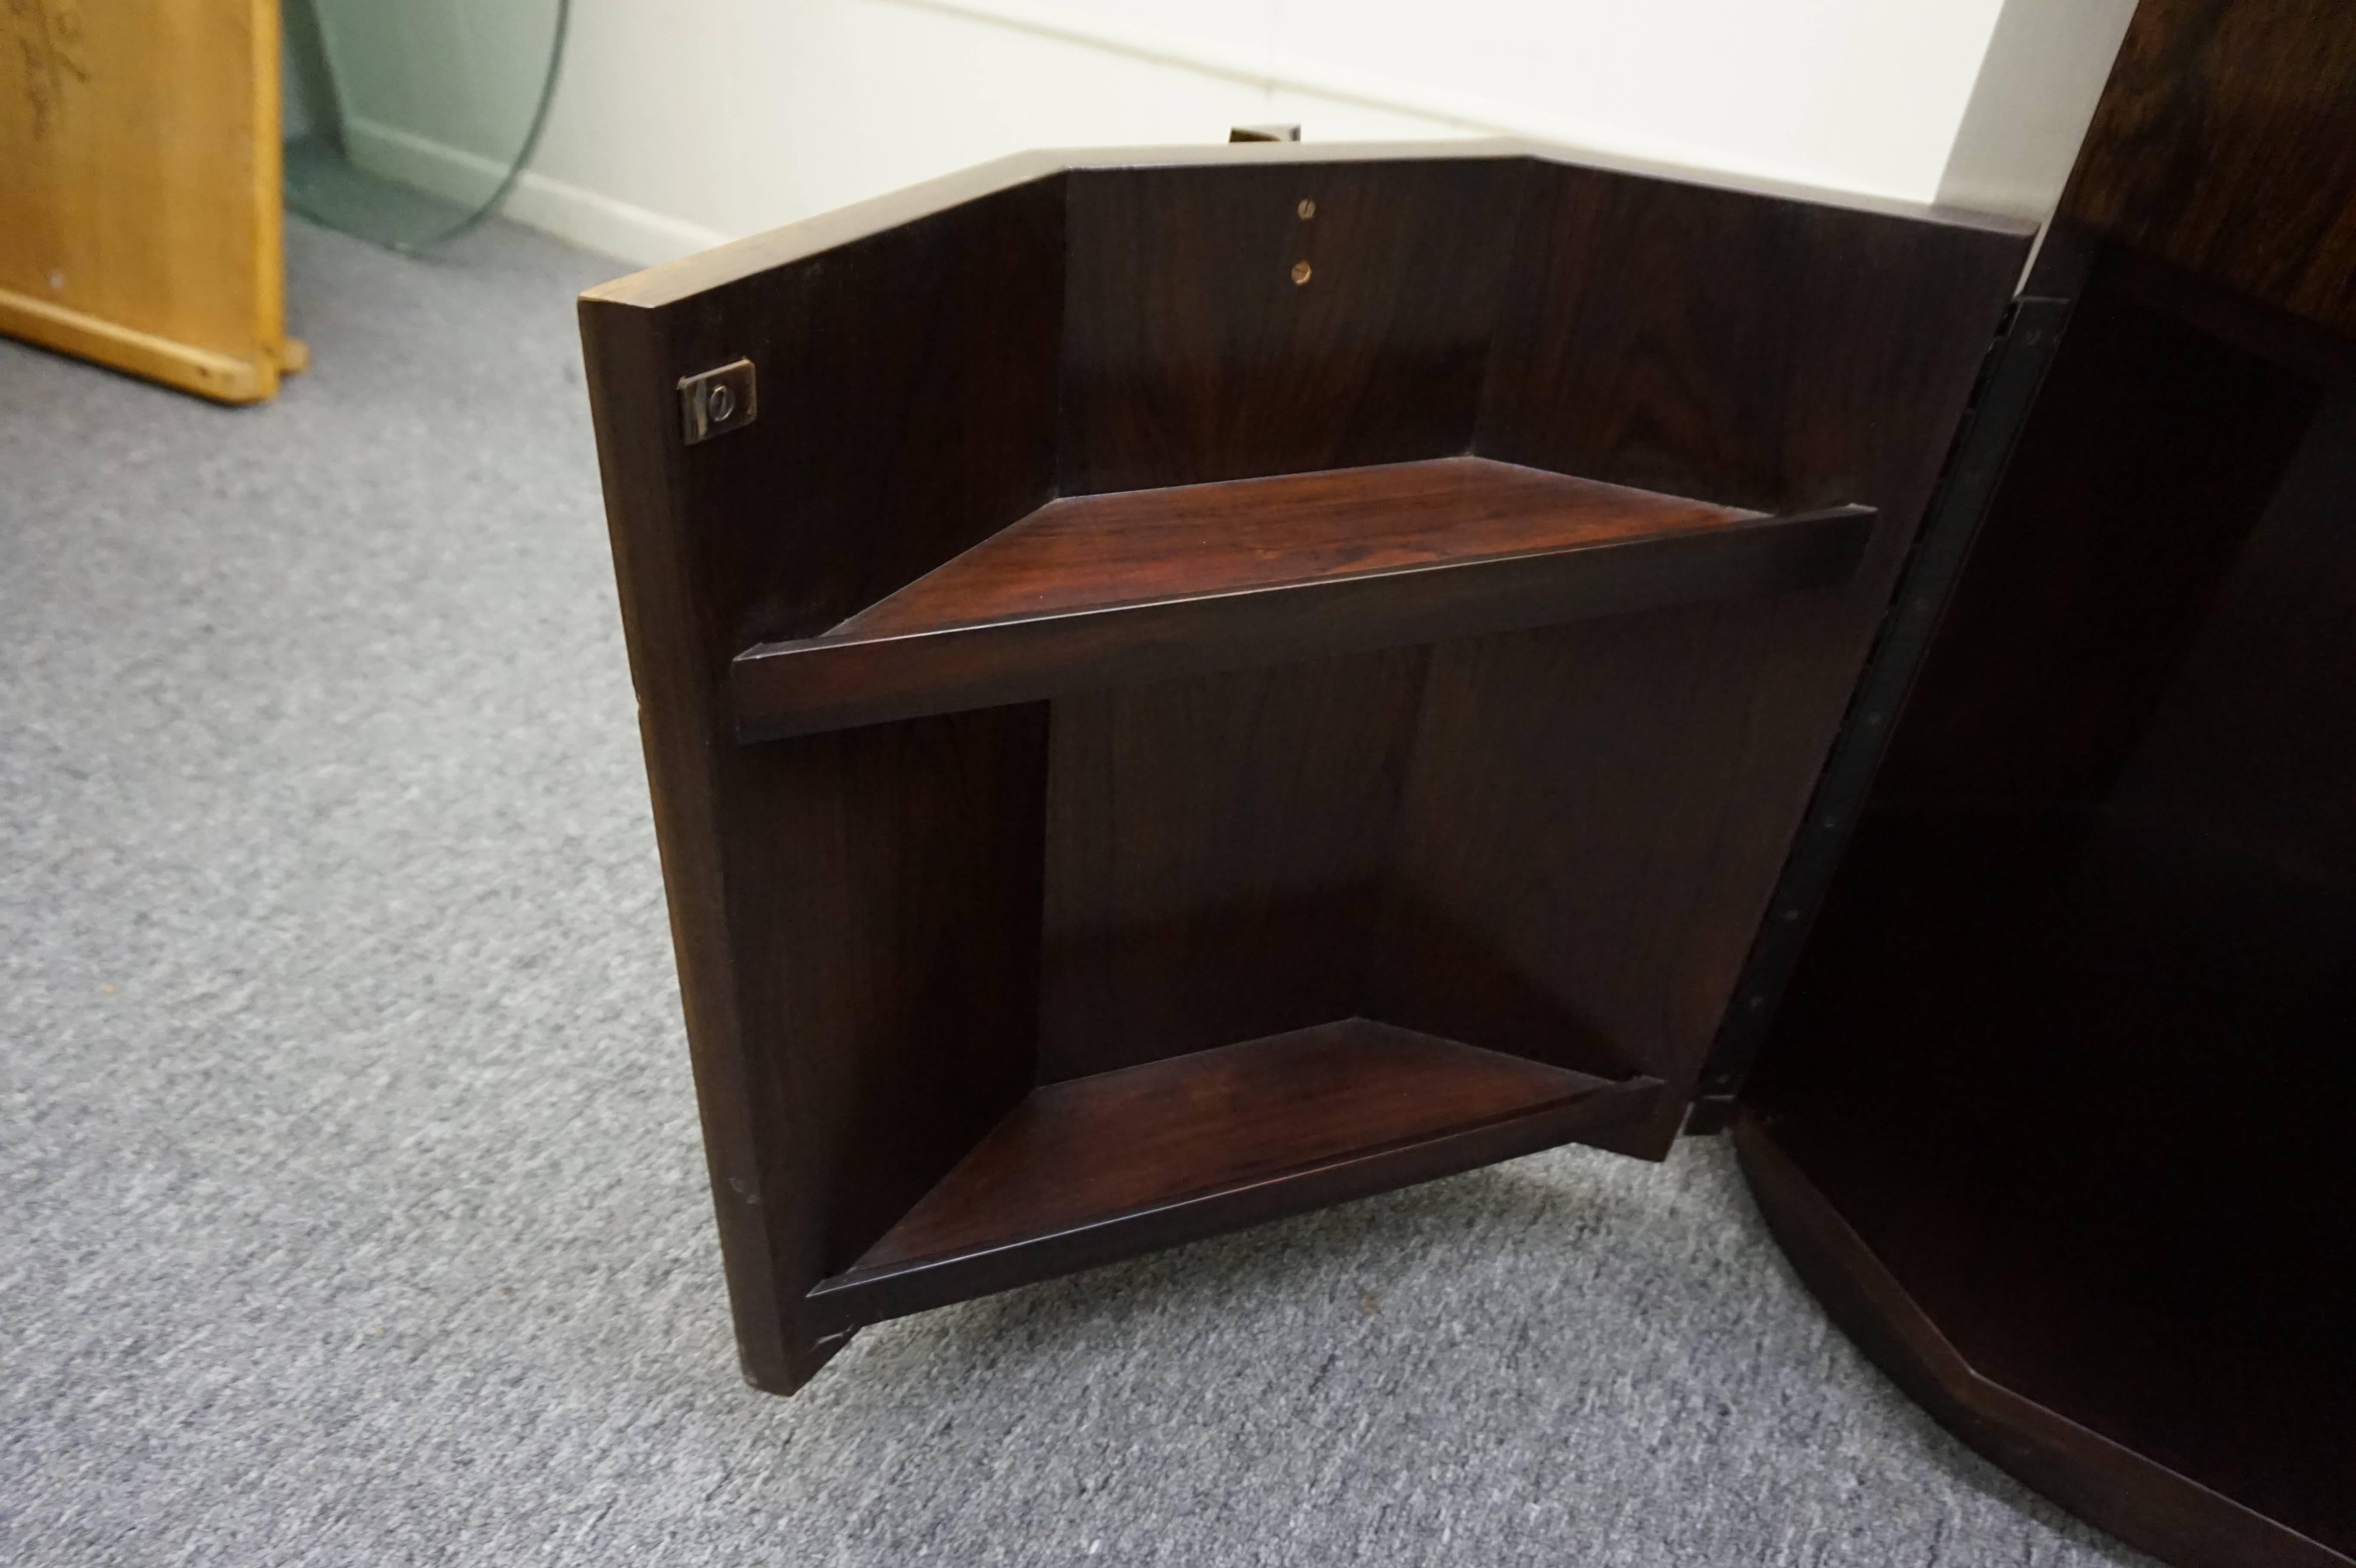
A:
[807,1018,1661,1332]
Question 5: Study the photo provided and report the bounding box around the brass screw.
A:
[1291,260,1313,285]
[1297,199,1316,220]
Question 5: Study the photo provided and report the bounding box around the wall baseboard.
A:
[341,117,732,267]
[0,285,278,403]
[339,0,1939,272]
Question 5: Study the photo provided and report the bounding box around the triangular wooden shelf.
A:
[732,456,1872,741]
[579,142,2030,1400]
[807,1019,1662,1331]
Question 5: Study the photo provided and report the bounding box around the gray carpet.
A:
[0,216,2152,1568]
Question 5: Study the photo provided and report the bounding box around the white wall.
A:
[1936,0,2139,220]
[322,0,2134,267]
[306,0,566,212]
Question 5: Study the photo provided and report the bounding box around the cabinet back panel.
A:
[1038,649,1428,1081]
[1058,160,1523,496]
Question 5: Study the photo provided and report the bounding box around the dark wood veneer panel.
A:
[1059,158,1523,495]
[1395,159,2032,1144]
[1735,1110,2351,1568]
[582,142,2028,1391]
[655,176,1065,649]
[578,174,1065,1391]
[807,1019,1662,1331]
[741,707,1052,1280]
[1369,594,1859,1137]
[2061,0,2356,339]
[1480,164,2027,521]
[1041,650,1431,1082]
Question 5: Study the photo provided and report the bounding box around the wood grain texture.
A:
[0,0,291,401]
[1039,650,1431,1081]
[1058,158,1523,494]
[731,458,1871,741]
[807,1020,1662,1332]
[1742,252,2356,1562]
[684,175,1066,647]
[734,508,1869,742]
[1367,595,1859,1153]
[578,174,1065,1392]
[582,288,809,1389]
[741,708,1051,1282]
[1381,159,2033,1152]
[582,144,2027,1390]
[1735,1109,2352,1568]
[2061,0,2356,338]
[839,458,1758,635]
[1479,164,2029,517]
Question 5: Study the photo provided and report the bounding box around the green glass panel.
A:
[283,0,569,253]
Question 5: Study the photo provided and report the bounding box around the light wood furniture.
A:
[0,0,301,402]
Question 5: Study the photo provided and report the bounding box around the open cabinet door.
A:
[1723,4,2356,1564]
[0,0,299,402]
[577,140,2029,1395]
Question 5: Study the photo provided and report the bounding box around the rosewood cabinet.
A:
[578,137,2024,1390]
[581,115,2346,1568]
[1723,3,2356,1564]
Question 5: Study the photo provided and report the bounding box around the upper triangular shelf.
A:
[732,455,1871,741]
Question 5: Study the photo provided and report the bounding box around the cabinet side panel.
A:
[1399,164,2031,1147]
[741,709,1049,1278]
[578,175,1063,1390]
[671,175,1064,645]
[580,296,805,1387]
[1369,596,1849,1127]
[1058,158,1525,496]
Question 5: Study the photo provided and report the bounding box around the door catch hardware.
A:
[679,359,757,445]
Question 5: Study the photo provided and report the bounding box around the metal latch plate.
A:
[679,359,757,445]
